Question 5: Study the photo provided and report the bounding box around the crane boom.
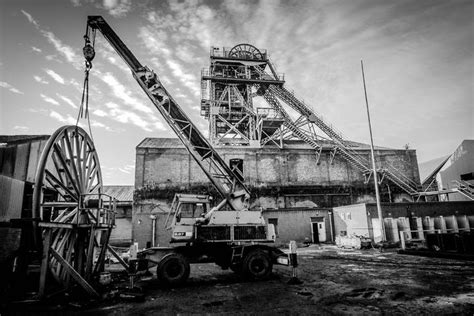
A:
[86,16,250,212]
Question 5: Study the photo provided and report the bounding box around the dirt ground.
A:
[5,245,474,315]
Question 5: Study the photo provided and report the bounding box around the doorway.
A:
[311,221,326,243]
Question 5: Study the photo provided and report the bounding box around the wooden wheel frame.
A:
[32,125,108,294]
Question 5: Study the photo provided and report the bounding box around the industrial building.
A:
[130,44,425,248]
[103,185,134,246]
[421,139,474,201]
[132,137,420,247]
[0,135,49,266]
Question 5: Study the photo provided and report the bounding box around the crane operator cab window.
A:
[176,203,207,225]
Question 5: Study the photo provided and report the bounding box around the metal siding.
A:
[0,146,16,177]
[0,175,25,221]
[27,140,43,183]
[13,143,30,181]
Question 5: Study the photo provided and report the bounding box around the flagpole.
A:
[361,60,386,242]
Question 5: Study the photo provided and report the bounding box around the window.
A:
[347,212,352,220]
[268,218,279,237]
[179,203,205,218]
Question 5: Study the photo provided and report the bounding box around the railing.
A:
[201,68,284,82]
[81,193,117,226]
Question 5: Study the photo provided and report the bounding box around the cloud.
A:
[40,94,60,106]
[101,101,166,132]
[50,110,76,124]
[93,109,108,117]
[32,46,42,53]
[21,10,80,68]
[166,60,200,97]
[103,0,132,17]
[101,72,152,114]
[104,101,153,131]
[0,81,24,94]
[20,10,40,28]
[33,75,49,84]
[70,0,81,6]
[50,110,113,131]
[118,164,134,174]
[56,93,78,108]
[13,126,29,132]
[44,69,65,84]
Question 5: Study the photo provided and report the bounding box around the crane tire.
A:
[242,249,272,280]
[157,253,190,286]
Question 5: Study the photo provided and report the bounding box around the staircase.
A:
[452,180,474,200]
[266,84,421,196]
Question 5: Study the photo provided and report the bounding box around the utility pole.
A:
[361,60,386,242]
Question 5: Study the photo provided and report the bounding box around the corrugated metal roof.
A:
[0,135,49,146]
[136,137,389,150]
[102,185,134,202]
[137,138,184,149]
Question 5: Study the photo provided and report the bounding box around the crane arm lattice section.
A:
[87,16,249,210]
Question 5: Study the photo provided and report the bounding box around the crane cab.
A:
[167,194,210,242]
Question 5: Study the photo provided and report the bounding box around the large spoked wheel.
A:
[228,43,264,60]
[242,249,272,280]
[32,125,103,284]
[157,253,190,286]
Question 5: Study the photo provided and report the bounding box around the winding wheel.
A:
[32,125,116,297]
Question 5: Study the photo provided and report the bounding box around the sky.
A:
[0,0,472,185]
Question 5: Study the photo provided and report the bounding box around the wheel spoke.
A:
[53,143,80,196]
[45,169,78,201]
[64,130,83,193]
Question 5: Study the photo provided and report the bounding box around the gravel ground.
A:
[4,245,474,315]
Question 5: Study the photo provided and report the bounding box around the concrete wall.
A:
[333,204,370,238]
[365,201,474,219]
[132,199,172,249]
[135,140,421,208]
[132,199,333,248]
[263,208,332,245]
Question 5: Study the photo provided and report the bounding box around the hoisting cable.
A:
[76,25,96,140]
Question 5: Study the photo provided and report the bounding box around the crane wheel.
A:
[157,253,190,286]
[242,249,272,280]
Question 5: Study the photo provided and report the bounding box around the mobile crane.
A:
[85,16,292,285]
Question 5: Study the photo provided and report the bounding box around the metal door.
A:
[318,221,326,242]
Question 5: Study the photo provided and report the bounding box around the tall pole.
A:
[361,60,386,242]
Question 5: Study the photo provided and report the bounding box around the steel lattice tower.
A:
[200,44,285,147]
[201,43,421,196]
